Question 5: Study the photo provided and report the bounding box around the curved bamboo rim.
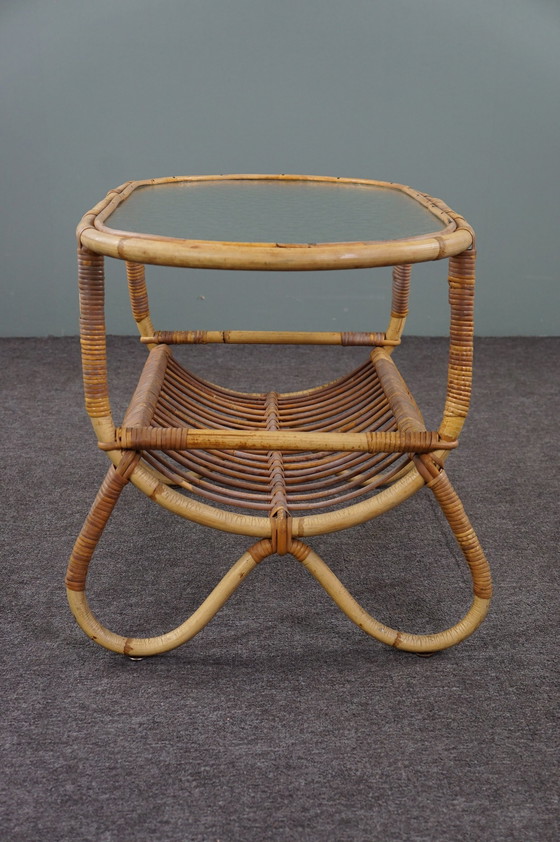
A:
[110,453,432,538]
[78,174,474,270]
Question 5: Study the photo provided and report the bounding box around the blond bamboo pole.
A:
[113,457,429,539]
[80,228,473,272]
[298,545,490,653]
[426,467,492,600]
[67,533,490,655]
[67,548,261,656]
[65,454,138,593]
[120,344,170,428]
[126,261,150,324]
[140,330,398,346]
[67,463,490,656]
[293,461,430,537]
[291,454,491,653]
[99,427,456,454]
[125,460,272,536]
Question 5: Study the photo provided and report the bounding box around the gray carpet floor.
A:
[0,337,558,841]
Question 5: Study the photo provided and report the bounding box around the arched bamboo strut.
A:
[292,466,491,653]
[297,543,489,654]
[66,549,262,657]
[66,455,490,656]
[65,453,273,656]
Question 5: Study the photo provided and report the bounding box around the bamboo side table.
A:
[66,174,492,657]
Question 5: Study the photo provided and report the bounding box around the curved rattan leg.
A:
[66,550,261,657]
[289,469,491,654]
[65,462,272,656]
[66,462,490,656]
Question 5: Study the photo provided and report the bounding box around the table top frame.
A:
[78,174,474,271]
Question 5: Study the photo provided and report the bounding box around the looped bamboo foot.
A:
[65,464,490,657]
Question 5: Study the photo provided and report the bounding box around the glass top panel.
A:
[105,179,446,244]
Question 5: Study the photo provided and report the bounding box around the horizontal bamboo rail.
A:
[140,330,399,347]
[98,427,457,454]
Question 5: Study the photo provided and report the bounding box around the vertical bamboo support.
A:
[126,261,155,340]
[440,248,476,440]
[65,454,137,593]
[78,246,114,439]
[426,467,492,601]
[385,264,411,344]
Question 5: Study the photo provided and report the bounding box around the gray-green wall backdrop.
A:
[1,0,559,336]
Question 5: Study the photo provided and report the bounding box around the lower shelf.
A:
[127,349,415,515]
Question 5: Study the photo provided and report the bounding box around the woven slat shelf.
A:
[66,174,492,659]
[99,348,455,514]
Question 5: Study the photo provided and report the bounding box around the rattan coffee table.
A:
[66,174,492,657]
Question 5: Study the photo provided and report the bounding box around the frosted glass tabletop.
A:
[104,178,447,244]
[81,176,472,270]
